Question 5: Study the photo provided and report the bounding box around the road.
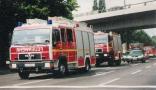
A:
[1,58,156,90]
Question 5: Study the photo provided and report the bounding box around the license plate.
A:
[133,58,137,60]
[25,64,35,67]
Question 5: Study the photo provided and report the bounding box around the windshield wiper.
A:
[12,43,23,45]
[33,42,49,45]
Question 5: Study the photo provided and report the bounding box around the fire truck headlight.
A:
[96,54,99,57]
[12,64,17,69]
[6,61,10,64]
[104,54,108,56]
[45,63,50,68]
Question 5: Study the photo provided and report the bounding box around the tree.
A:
[0,0,16,66]
[132,30,152,45]
[117,29,155,49]
[0,0,78,66]
[15,0,78,21]
[151,36,156,46]
[98,0,106,13]
[93,0,98,11]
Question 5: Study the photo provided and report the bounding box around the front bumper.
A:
[126,57,144,61]
[96,53,109,62]
[9,61,55,73]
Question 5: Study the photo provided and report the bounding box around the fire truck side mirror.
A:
[53,41,57,47]
[108,35,113,41]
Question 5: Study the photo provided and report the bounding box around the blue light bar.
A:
[47,20,52,24]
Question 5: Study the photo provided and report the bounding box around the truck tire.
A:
[108,59,114,66]
[95,61,100,67]
[115,60,121,66]
[18,71,29,79]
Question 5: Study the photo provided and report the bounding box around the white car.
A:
[126,49,145,63]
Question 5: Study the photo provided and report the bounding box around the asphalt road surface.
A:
[1,58,156,90]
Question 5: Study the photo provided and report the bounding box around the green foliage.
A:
[98,0,106,13]
[15,0,78,21]
[119,30,154,46]
[92,0,106,13]
[93,0,98,11]
[132,30,152,44]
[0,0,78,65]
[151,36,156,46]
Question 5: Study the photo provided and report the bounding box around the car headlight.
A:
[127,56,132,58]
[96,54,99,56]
[12,64,17,68]
[138,55,144,58]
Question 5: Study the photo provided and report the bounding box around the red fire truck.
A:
[94,31,122,66]
[144,46,156,57]
[9,17,96,79]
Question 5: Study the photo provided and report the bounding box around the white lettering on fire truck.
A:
[17,47,44,52]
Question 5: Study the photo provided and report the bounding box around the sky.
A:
[73,0,156,37]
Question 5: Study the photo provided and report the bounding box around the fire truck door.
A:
[66,29,76,63]
[52,29,62,60]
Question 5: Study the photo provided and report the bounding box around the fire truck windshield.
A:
[94,35,108,44]
[12,29,50,45]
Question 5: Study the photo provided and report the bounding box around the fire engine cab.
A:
[94,31,122,66]
[9,17,96,79]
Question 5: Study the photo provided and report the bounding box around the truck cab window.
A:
[60,28,66,42]
[66,29,73,42]
[52,29,60,47]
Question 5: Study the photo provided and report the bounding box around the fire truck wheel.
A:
[18,71,30,79]
[108,59,114,66]
[115,60,121,66]
[95,61,100,67]
[84,60,91,72]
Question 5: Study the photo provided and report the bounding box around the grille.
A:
[19,53,41,60]
[96,49,102,53]
[19,54,29,60]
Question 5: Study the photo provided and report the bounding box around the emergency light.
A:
[47,20,52,24]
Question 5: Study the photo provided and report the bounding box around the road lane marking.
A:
[13,79,51,86]
[133,64,139,66]
[12,71,114,86]
[93,71,114,77]
[145,66,151,69]
[99,78,120,86]
[4,85,156,89]
[92,67,112,70]
[131,70,142,75]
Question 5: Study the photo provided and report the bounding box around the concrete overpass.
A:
[74,1,156,32]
